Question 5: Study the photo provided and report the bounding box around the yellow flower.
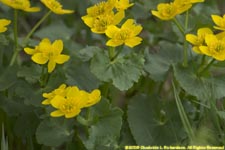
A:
[47,85,101,118]
[186,28,213,53]
[85,0,115,17]
[211,14,225,31]
[0,19,11,33]
[115,0,134,11]
[105,19,143,48]
[83,89,101,107]
[199,34,225,61]
[174,0,204,5]
[42,84,67,105]
[0,0,40,12]
[41,0,74,15]
[24,38,70,73]
[50,95,82,118]
[82,11,124,34]
[151,2,191,20]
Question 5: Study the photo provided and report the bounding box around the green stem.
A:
[172,80,195,142]
[172,18,185,36]
[9,10,18,66]
[108,47,115,60]
[9,10,52,66]
[197,59,215,76]
[22,10,52,47]
[112,46,124,60]
[182,11,189,67]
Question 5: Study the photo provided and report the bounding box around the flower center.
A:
[115,29,130,40]
[60,100,77,114]
[93,14,114,32]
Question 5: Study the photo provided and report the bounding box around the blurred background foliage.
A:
[0,0,225,149]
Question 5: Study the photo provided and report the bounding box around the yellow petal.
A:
[41,99,51,105]
[204,34,218,46]
[65,109,81,118]
[211,15,222,27]
[32,53,49,64]
[54,55,70,64]
[66,86,80,98]
[125,37,142,48]
[122,19,134,29]
[132,25,143,36]
[105,25,120,38]
[81,16,94,28]
[50,95,65,108]
[24,48,36,55]
[197,28,213,35]
[186,34,198,45]
[113,11,125,25]
[24,7,41,12]
[199,46,211,56]
[52,40,63,54]
[106,39,123,47]
[84,89,101,107]
[48,59,56,73]
[50,110,64,117]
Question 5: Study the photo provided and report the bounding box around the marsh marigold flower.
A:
[42,84,68,105]
[114,0,134,11]
[105,19,143,48]
[0,19,11,33]
[199,34,225,61]
[211,14,225,31]
[0,0,40,12]
[82,0,125,34]
[174,0,204,6]
[42,85,101,118]
[151,2,191,20]
[24,38,70,73]
[41,0,74,14]
[186,28,213,53]
[82,11,124,34]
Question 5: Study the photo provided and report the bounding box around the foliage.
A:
[0,0,225,150]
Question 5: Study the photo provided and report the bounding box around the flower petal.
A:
[50,110,64,117]
[54,55,70,64]
[52,40,63,54]
[48,59,56,73]
[105,25,120,38]
[32,53,49,64]
[125,37,142,48]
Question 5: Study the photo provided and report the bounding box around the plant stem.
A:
[9,10,52,66]
[9,10,18,66]
[183,11,189,67]
[112,46,124,60]
[172,18,185,36]
[197,58,215,76]
[108,47,115,60]
[172,80,195,142]
[22,10,52,47]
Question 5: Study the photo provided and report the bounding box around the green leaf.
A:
[173,64,225,100]
[17,65,41,84]
[0,67,17,91]
[76,46,102,62]
[91,51,144,91]
[217,111,225,120]
[144,41,183,81]
[13,112,40,138]
[0,95,33,116]
[82,98,123,150]
[65,61,100,91]
[34,21,73,41]
[127,94,184,145]
[36,118,75,147]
